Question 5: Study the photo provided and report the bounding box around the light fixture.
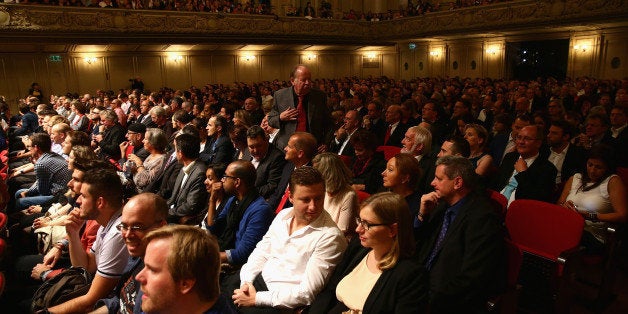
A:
[83,57,97,64]
[573,44,589,52]
[304,53,317,61]
[486,47,497,55]
[364,52,377,59]
[429,50,440,57]
[169,54,184,63]
[242,54,256,62]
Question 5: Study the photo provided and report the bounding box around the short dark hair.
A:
[446,136,471,158]
[30,133,52,152]
[350,129,378,152]
[212,115,230,134]
[550,120,574,138]
[229,160,257,188]
[291,132,317,160]
[67,130,91,147]
[289,166,325,194]
[246,125,267,140]
[436,155,477,189]
[173,110,193,124]
[82,167,123,209]
[175,133,200,159]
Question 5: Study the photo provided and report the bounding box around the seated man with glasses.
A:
[491,125,557,205]
[92,193,168,314]
[232,167,347,313]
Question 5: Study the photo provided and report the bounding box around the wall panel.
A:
[107,56,136,91]
[75,57,107,95]
[136,56,164,92]
[212,55,236,84]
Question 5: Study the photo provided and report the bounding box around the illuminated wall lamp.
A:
[304,53,317,61]
[170,55,184,63]
[573,44,588,52]
[84,57,97,64]
[365,52,377,59]
[486,48,497,55]
[429,50,440,57]
[242,55,256,62]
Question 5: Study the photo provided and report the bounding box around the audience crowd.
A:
[2,0,514,19]
[0,66,626,313]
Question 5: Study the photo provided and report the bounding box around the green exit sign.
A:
[49,55,62,62]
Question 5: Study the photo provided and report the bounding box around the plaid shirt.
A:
[27,152,72,196]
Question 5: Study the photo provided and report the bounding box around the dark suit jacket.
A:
[199,135,234,165]
[384,122,409,148]
[415,193,505,313]
[491,152,558,202]
[489,132,511,167]
[366,118,386,145]
[145,151,182,200]
[328,129,359,158]
[268,87,331,150]
[352,151,386,194]
[167,160,208,219]
[540,144,586,183]
[254,145,286,199]
[266,161,295,211]
[309,238,428,314]
[98,123,126,160]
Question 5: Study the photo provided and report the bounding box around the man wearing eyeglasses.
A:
[48,168,129,313]
[91,193,168,314]
[491,125,557,205]
[232,167,346,312]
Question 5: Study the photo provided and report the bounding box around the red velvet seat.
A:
[487,189,508,219]
[355,190,370,205]
[375,145,401,161]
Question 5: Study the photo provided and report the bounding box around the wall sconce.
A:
[242,54,256,62]
[485,47,498,55]
[429,50,440,57]
[364,52,378,59]
[83,57,97,64]
[573,44,589,53]
[304,53,317,61]
[169,55,184,63]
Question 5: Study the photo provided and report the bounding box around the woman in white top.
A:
[313,152,358,239]
[557,145,628,251]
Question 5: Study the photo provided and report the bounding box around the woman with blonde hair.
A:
[313,152,358,237]
[309,192,427,313]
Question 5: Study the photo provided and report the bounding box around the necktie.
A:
[296,95,307,132]
[276,186,290,214]
[384,125,392,145]
[501,170,519,200]
[426,210,454,270]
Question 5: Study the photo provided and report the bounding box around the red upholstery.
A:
[375,145,401,161]
[0,238,5,257]
[356,190,370,205]
[506,199,584,273]
[0,212,6,230]
[0,272,4,297]
[487,189,508,218]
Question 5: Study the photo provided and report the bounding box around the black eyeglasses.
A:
[116,222,159,233]
[355,217,390,231]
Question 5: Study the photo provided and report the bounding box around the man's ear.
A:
[178,278,196,295]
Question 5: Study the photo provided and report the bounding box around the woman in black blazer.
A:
[309,192,428,314]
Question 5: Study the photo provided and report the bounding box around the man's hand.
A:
[64,208,84,237]
[514,156,528,173]
[233,282,257,308]
[420,191,440,216]
[31,263,52,281]
[279,108,299,121]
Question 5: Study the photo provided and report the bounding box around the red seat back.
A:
[356,190,371,205]
[506,199,584,260]
[375,145,401,161]
[487,189,508,218]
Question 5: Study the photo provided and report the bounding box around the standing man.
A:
[268,65,331,151]
[415,156,504,312]
[232,167,347,312]
[136,225,237,314]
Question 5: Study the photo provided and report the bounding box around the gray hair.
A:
[435,155,477,188]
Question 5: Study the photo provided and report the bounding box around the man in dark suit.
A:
[266,132,317,212]
[200,114,234,165]
[491,125,558,204]
[363,100,386,145]
[267,64,331,151]
[609,106,628,167]
[415,155,504,312]
[544,120,585,184]
[246,125,286,200]
[329,110,360,157]
[167,133,208,223]
[383,104,408,148]
[489,114,531,167]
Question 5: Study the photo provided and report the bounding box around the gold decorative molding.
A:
[0,0,627,44]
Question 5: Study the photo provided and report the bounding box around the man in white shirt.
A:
[545,120,585,184]
[330,110,360,157]
[232,167,347,312]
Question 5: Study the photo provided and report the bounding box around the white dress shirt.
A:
[548,144,569,184]
[239,207,347,308]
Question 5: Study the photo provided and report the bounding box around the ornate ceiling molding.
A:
[0,0,627,44]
